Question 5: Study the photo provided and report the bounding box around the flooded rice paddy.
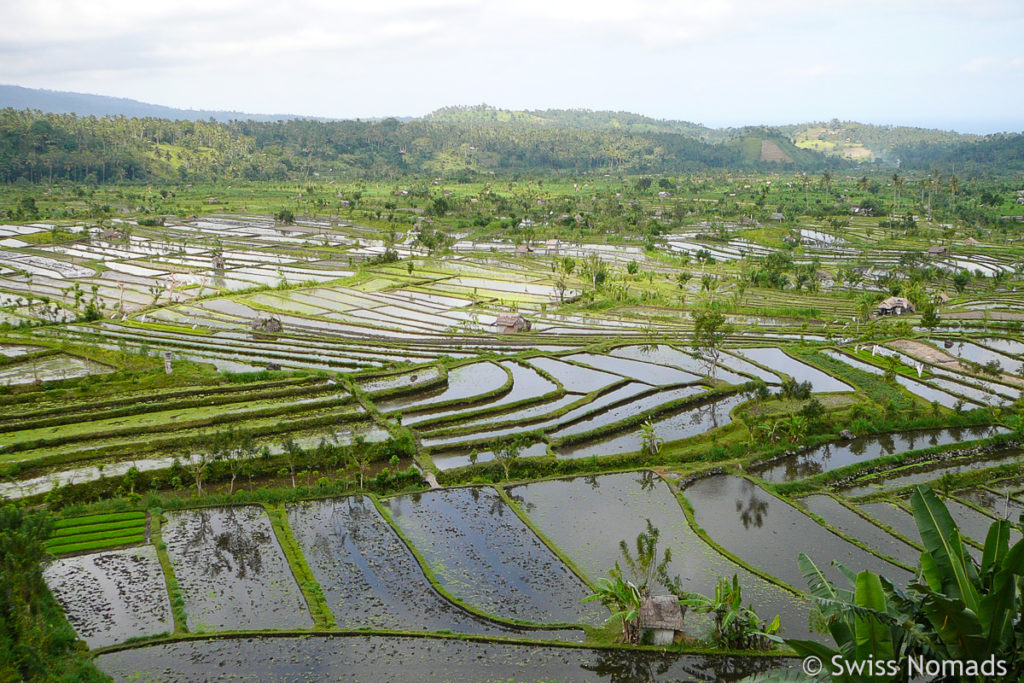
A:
[161,506,312,631]
[384,487,606,626]
[96,634,792,682]
[43,546,172,648]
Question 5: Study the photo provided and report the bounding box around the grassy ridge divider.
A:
[788,493,916,573]
[551,385,738,449]
[87,627,795,661]
[46,525,145,548]
[368,492,587,632]
[262,503,335,630]
[0,374,319,421]
[383,360,514,420]
[151,513,189,635]
[358,364,448,403]
[0,394,361,455]
[1,378,338,434]
[493,485,598,594]
[769,431,1018,496]
[423,378,635,440]
[405,357,569,432]
[407,388,564,433]
[1,406,369,477]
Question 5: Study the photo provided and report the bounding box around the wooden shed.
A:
[492,313,531,333]
[639,595,686,646]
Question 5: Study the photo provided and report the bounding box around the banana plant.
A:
[582,562,643,644]
[753,485,1024,682]
[908,485,1024,670]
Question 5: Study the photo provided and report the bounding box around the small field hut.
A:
[639,595,686,646]
[492,313,531,333]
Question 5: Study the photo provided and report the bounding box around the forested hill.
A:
[894,133,1024,173]
[0,108,832,184]
[0,102,1016,185]
[424,105,715,138]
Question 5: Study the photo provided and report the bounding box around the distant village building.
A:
[492,313,531,333]
[876,296,915,316]
[769,212,786,221]
[515,244,533,256]
[639,595,686,646]
[964,237,980,246]
[927,245,948,257]
[937,291,951,303]
[250,315,283,333]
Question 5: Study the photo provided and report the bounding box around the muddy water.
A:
[286,496,580,640]
[683,475,913,590]
[556,393,745,459]
[797,495,920,567]
[384,487,605,626]
[96,634,793,682]
[733,348,851,392]
[508,471,818,642]
[754,426,1005,482]
[161,506,312,631]
[43,545,172,648]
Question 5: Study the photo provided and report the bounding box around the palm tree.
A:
[891,173,903,223]
[820,171,833,204]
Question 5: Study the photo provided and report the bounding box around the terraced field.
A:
[3,210,1023,680]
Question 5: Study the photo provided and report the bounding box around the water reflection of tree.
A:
[638,470,656,492]
[735,482,769,529]
[582,648,674,682]
[205,508,264,580]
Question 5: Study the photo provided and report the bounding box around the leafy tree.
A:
[0,503,107,681]
[690,305,733,378]
[493,437,523,480]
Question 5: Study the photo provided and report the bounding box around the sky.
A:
[1,0,1022,133]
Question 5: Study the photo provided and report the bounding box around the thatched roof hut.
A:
[639,595,686,645]
[876,296,915,316]
[492,313,531,334]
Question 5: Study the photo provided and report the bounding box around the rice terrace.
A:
[1,101,1024,682]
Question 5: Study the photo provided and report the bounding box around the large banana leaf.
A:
[918,592,985,659]
[1003,536,1024,575]
[981,519,1011,579]
[853,571,895,665]
[911,486,980,611]
[977,568,1016,654]
[799,553,853,646]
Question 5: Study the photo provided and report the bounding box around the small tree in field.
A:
[493,437,523,480]
[690,305,732,378]
[640,420,663,455]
